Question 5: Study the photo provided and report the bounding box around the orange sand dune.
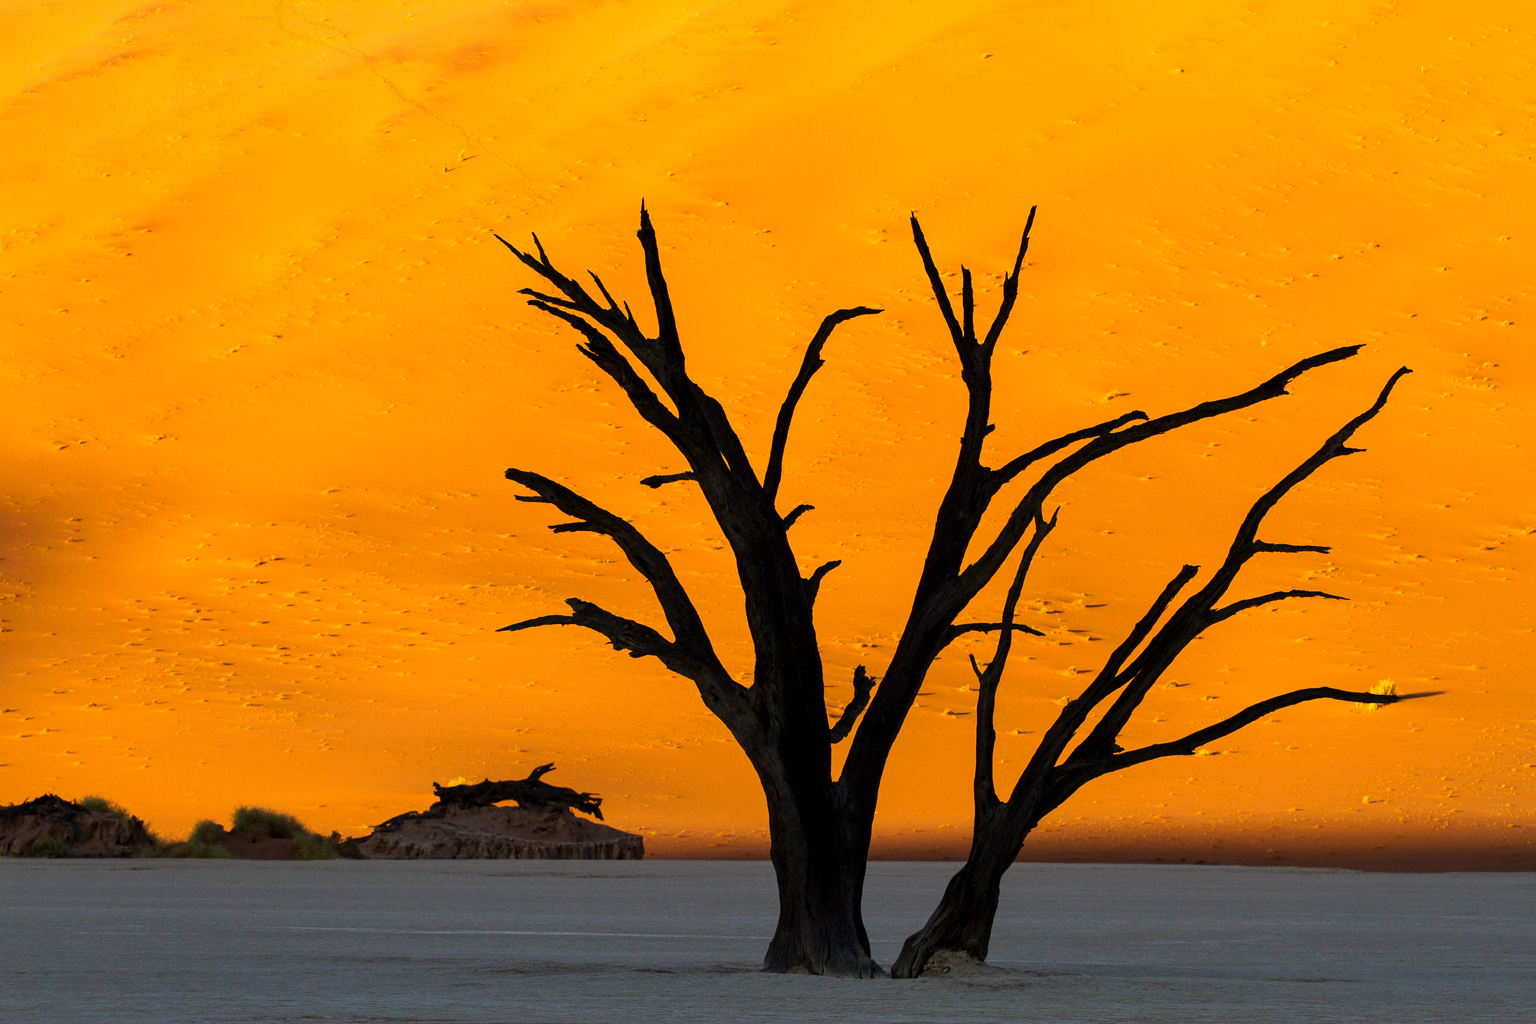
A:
[2,1,1531,865]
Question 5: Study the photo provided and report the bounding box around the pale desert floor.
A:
[3,861,1531,1023]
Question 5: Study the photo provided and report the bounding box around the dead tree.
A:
[431,764,604,819]
[496,204,1397,977]
[889,367,1411,977]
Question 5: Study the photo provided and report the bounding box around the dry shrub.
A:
[231,806,305,841]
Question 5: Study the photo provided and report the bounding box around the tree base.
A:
[917,948,1008,978]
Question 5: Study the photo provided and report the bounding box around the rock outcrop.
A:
[0,794,156,858]
[354,804,644,860]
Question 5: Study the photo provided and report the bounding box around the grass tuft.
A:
[231,805,305,841]
[158,839,235,859]
[189,819,225,844]
[291,832,339,860]
[23,834,69,858]
[1360,679,1399,712]
[78,795,130,818]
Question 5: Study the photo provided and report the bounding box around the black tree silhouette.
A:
[497,205,1405,976]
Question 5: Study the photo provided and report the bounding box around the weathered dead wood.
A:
[498,204,1398,977]
[890,366,1416,978]
[432,764,604,819]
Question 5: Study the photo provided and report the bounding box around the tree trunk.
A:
[756,761,882,977]
[890,818,1031,978]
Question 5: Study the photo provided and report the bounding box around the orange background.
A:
[2,0,1531,866]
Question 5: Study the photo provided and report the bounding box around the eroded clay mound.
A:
[356,804,643,860]
[0,794,155,858]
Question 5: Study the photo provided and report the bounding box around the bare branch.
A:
[979,206,1036,350]
[782,504,815,529]
[1037,685,1412,817]
[764,307,882,503]
[636,203,681,351]
[955,346,1369,612]
[960,266,975,343]
[433,764,605,820]
[974,510,1056,806]
[1065,366,1413,762]
[524,299,683,438]
[829,665,875,743]
[804,559,842,606]
[987,410,1150,493]
[909,215,964,349]
[944,621,1045,645]
[1002,564,1202,808]
[1210,589,1347,624]
[550,521,601,534]
[498,597,675,661]
[846,241,1368,807]
[640,471,697,489]
[504,213,761,495]
[496,234,638,341]
[1121,686,1402,764]
[504,468,745,715]
[1252,542,1332,554]
[497,613,575,632]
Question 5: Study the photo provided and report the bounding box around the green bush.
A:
[231,805,305,842]
[78,795,130,818]
[158,839,234,859]
[291,832,338,860]
[189,819,225,844]
[23,834,69,858]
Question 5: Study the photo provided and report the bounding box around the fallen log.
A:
[430,763,604,819]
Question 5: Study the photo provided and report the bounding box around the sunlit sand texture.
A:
[2,1,1531,864]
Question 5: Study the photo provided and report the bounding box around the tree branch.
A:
[432,764,604,819]
[829,665,875,743]
[1117,686,1403,769]
[944,621,1045,645]
[954,346,1368,613]
[1035,685,1409,818]
[979,206,1035,350]
[910,216,964,350]
[1065,365,1413,762]
[1004,564,1199,806]
[782,504,815,529]
[499,597,674,662]
[503,468,746,717]
[1252,542,1332,554]
[640,471,697,488]
[524,299,684,438]
[987,410,1150,494]
[764,307,882,503]
[1210,589,1347,624]
[973,509,1056,807]
[804,559,842,606]
[845,222,1368,808]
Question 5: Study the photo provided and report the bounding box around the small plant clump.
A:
[146,807,341,859]
[290,832,339,860]
[23,834,69,858]
[189,819,225,844]
[157,837,235,859]
[78,795,130,818]
[231,805,306,842]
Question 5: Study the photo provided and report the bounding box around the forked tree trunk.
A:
[497,205,1409,978]
[892,815,1031,976]
[751,725,880,976]
[893,366,1414,978]
[760,790,879,976]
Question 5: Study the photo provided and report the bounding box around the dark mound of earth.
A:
[354,804,644,860]
[0,794,155,858]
